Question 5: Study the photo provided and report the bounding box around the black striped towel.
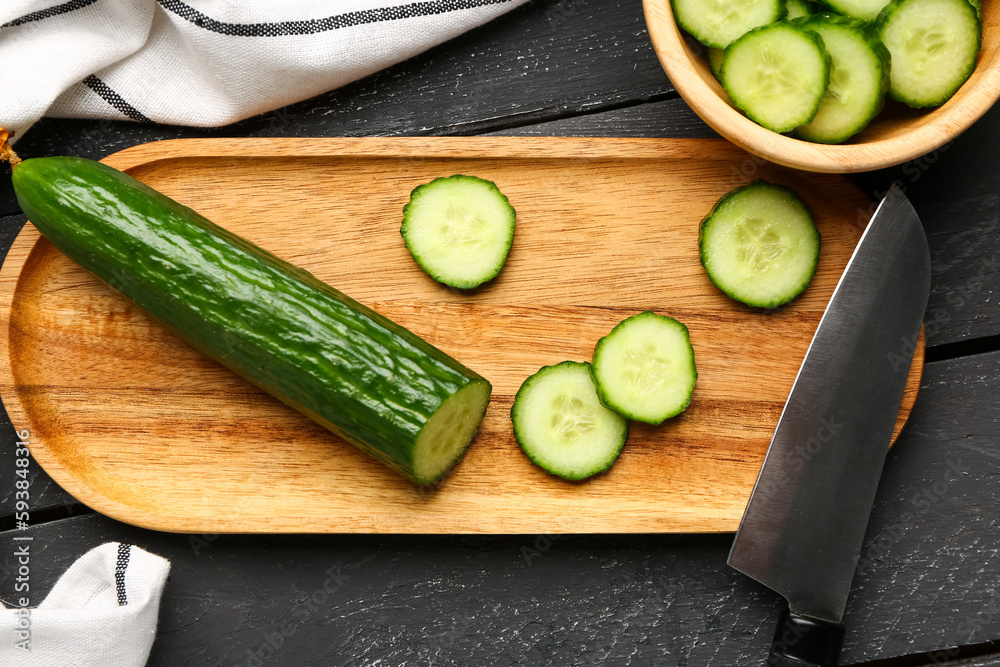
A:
[0,0,530,141]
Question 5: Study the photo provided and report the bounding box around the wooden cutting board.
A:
[0,138,923,534]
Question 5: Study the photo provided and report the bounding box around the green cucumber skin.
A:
[13,156,491,484]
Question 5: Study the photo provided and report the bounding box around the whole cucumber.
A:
[12,156,492,485]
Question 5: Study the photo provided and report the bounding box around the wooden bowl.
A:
[642,0,1000,173]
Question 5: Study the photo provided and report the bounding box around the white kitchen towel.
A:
[0,542,171,667]
[0,0,531,142]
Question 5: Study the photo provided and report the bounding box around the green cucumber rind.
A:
[876,0,982,109]
[591,312,698,425]
[671,0,786,49]
[792,14,892,144]
[708,48,726,81]
[699,180,821,309]
[14,156,492,485]
[401,174,516,290]
[817,0,892,20]
[721,23,832,133]
[787,0,821,18]
[511,361,629,481]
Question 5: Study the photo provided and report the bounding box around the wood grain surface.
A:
[643,0,1000,173]
[0,137,922,534]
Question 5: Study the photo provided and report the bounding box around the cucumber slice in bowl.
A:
[402,174,516,289]
[708,48,726,80]
[591,312,697,425]
[511,361,628,481]
[721,23,831,133]
[786,0,820,19]
[794,15,891,144]
[820,0,892,21]
[877,0,981,108]
[699,180,820,308]
[671,0,785,49]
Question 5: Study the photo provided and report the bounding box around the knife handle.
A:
[765,609,845,666]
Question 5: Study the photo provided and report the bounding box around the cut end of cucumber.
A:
[411,379,492,485]
[511,361,628,481]
[592,312,697,425]
[700,181,820,309]
[402,175,516,290]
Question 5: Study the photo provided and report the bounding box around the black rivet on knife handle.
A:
[765,609,846,666]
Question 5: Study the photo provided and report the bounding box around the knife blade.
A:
[727,185,931,667]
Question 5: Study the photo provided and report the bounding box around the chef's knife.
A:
[727,185,931,666]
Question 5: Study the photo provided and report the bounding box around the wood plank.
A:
[850,102,1000,348]
[846,349,1000,663]
[3,346,999,666]
[953,657,1000,666]
[0,137,921,535]
[489,96,718,139]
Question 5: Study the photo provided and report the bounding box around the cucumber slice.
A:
[699,180,820,308]
[591,312,697,425]
[511,361,628,481]
[786,0,819,19]
[794,15,891,144]
[721,23,831,133]
[877,0,981,108]
[671,0,785,49]
[401,174,516,289]
[708,48,726,80]
[820,0,892,21]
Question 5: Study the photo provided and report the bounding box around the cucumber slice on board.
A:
[401,174,516,289]
[511,361,629,481]
[820,0,892,21]
[699,181,820,309]
[591,312,697,425]
[671,0,785,49]
[877,0,981,108]
[794,15,891,144]
[721,23,831,133]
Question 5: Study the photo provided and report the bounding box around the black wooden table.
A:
[3,1,1000,665]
